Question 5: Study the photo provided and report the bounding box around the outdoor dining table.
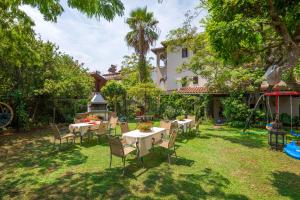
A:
[122,127,166,158]
[69,121,101,144]
[175,119,193,132]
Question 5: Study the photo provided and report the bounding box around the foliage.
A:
[222,94,250,127]
[101,80,126,113]
[0,4,94,129]
[120,54,154,86]
[126,82,161,113]
[280,113,299,127]
[162,106,177,120]
[160,93,210,120]
[176,115,185,121]
[137,122,153,132]
[203,0,300,71]
[125,7,159,82]
[120,54,160,117]
[3,0,124,22]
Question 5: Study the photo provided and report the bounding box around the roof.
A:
[151,47,166,54]
[102,72,122,80]
[166,86,208,94]
[90,93,106,104]
[90,71,107,82]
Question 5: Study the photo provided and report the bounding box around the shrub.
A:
[163,106,177,120]
[222,94,250,127]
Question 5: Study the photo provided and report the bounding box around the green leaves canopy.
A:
[204,0,300,69]
[2,0,124,22]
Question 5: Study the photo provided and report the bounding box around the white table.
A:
[69,121,101,144]
[175,119,193,132]
[122,127,166,157]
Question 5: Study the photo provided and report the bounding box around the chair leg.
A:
[174,146,177,158]
[168,153,171,164]
[59,139,62,149]
[53,139,56,149]
[109,153,112,168]
[122,157,126,175]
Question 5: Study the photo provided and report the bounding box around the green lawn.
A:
[1,123,300,200]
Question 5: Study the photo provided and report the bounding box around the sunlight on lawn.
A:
[1,124,300,200]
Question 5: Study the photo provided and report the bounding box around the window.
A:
[182,48,188,58]
[193,76,198,85]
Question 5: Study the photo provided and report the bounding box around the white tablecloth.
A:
[122,127,166,157]
[175,119,193,132]
[69,121,101,136]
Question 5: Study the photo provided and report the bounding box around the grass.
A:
[0,122,300,200]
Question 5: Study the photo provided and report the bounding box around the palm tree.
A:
[125,7,159,82]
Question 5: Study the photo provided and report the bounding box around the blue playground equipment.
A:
[284,141,300,160]
[283,96,300,160]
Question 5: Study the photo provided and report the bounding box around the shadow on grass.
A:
[271,171,300,200]
[142,167,249,200]
[205,132,267,149]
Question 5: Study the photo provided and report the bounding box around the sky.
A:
[22,0,205,73]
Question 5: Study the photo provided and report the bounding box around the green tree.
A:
[101,80,126,113]
[202,0,300,70]
[125,7,159,82]
[3,0,124,22]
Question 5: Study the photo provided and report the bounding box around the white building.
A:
[151,42,300,120]
[151,44,207,92]
[151,43,225,120]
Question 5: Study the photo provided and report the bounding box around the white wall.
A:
[164,47,207,91]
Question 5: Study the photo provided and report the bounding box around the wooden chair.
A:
[107,136,136,175]
[157,129,178,164]
[94,123,108,143]
[193,121,201,136]
[120,122,130,135]
[108,116,118,135]
[187,115,196,131]
[160,120,172,134]
[50,123,75,147]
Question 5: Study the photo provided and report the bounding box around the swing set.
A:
[243,91,300,159]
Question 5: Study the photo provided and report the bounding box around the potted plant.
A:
[176,115,185,121]
[137,122,153,132]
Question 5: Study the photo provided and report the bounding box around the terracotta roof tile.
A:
[168,86,208,94]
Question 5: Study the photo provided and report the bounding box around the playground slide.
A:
[284,141,300,160]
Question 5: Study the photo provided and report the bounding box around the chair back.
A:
[187,115,196,127]
[96,123,108,136]
[50,123,61,139]
[159,120,172,134]
[109,117,118,129]
[170,121,179,133]
[168,129,178,148]
[120,122,130,135]
[74,118,81,123]
[107,136,124,157]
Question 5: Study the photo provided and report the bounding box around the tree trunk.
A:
[268,0,300,69]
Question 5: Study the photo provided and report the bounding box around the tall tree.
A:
[202,0,300,71]
[125,7,159,82]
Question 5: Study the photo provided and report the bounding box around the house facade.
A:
[151,45,207,91]
[151,44,225,120]
[151,43,300,120]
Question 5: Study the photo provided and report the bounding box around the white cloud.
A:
[21,0,205,73]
